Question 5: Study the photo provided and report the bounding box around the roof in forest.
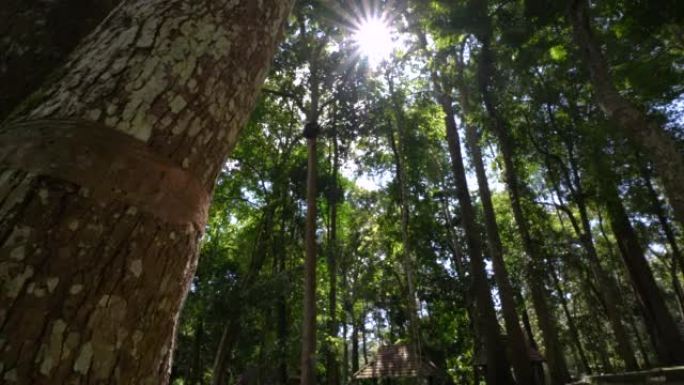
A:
[352,344,439,379]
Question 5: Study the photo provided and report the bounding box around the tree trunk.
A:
[362,321,368,364]
[0,1,292,384]
[301,127,319,385]
[549,265,591,374]
[386,74,420,343]
[326,121,340,385]
[0,0,120,120]
[597,164,684,365]
[640,160,684,278]
[352,321,360,374]
[477,40,571,385]
[439,93,516,385]
[192,319,204,385]
[568,0,684,226]
[211,317,241,385]
[460,93,536,385]
[548,174,638,370]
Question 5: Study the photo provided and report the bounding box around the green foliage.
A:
[172,1,684,383]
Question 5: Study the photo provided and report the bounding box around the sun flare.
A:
[353,15,394,68]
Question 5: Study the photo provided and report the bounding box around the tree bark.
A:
[568,0,684,227]
[0,0,120,120]
[0,1,293,384]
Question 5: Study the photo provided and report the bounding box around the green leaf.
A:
[549,45,567,61]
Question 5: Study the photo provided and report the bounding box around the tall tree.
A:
[0,1,293,383]
[592,145,684,365]
[568,0,684,226]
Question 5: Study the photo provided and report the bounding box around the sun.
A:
[353,15,394,68]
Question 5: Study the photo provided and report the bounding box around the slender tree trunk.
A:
[386,74,420,343]
[0,0,120,120]
[362,321,368,364]
[568,0,684,226]
[549,266,591,374]
[596,157,684,365]
[627,308,654,368]
[640,161,684,278]
[548,177,638,370]
[477,40,571,385]
[460,94,536,385]
[352,321,360,374]
[438,93,516,385]
[211,317,241,385]
[0,1,292,384]
[192,319,204,385]
[301,123,319,385]
[326,122,340,385]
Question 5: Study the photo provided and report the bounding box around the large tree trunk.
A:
[0,0,120,120]
[439,94,516,385]
[568,0,684,226]
[597,159,684,365]
[0,1,293,384]
[477,41,571,385]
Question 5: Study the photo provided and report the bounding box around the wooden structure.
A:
[569,366,684,385]
[352,344,445,384]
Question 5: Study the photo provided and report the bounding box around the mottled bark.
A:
[569,0,684,227]
[0,1,293,384]
[597,161,684,365]
[476,40,571,385]
[0,0,120,120]
[439,94,515,385]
